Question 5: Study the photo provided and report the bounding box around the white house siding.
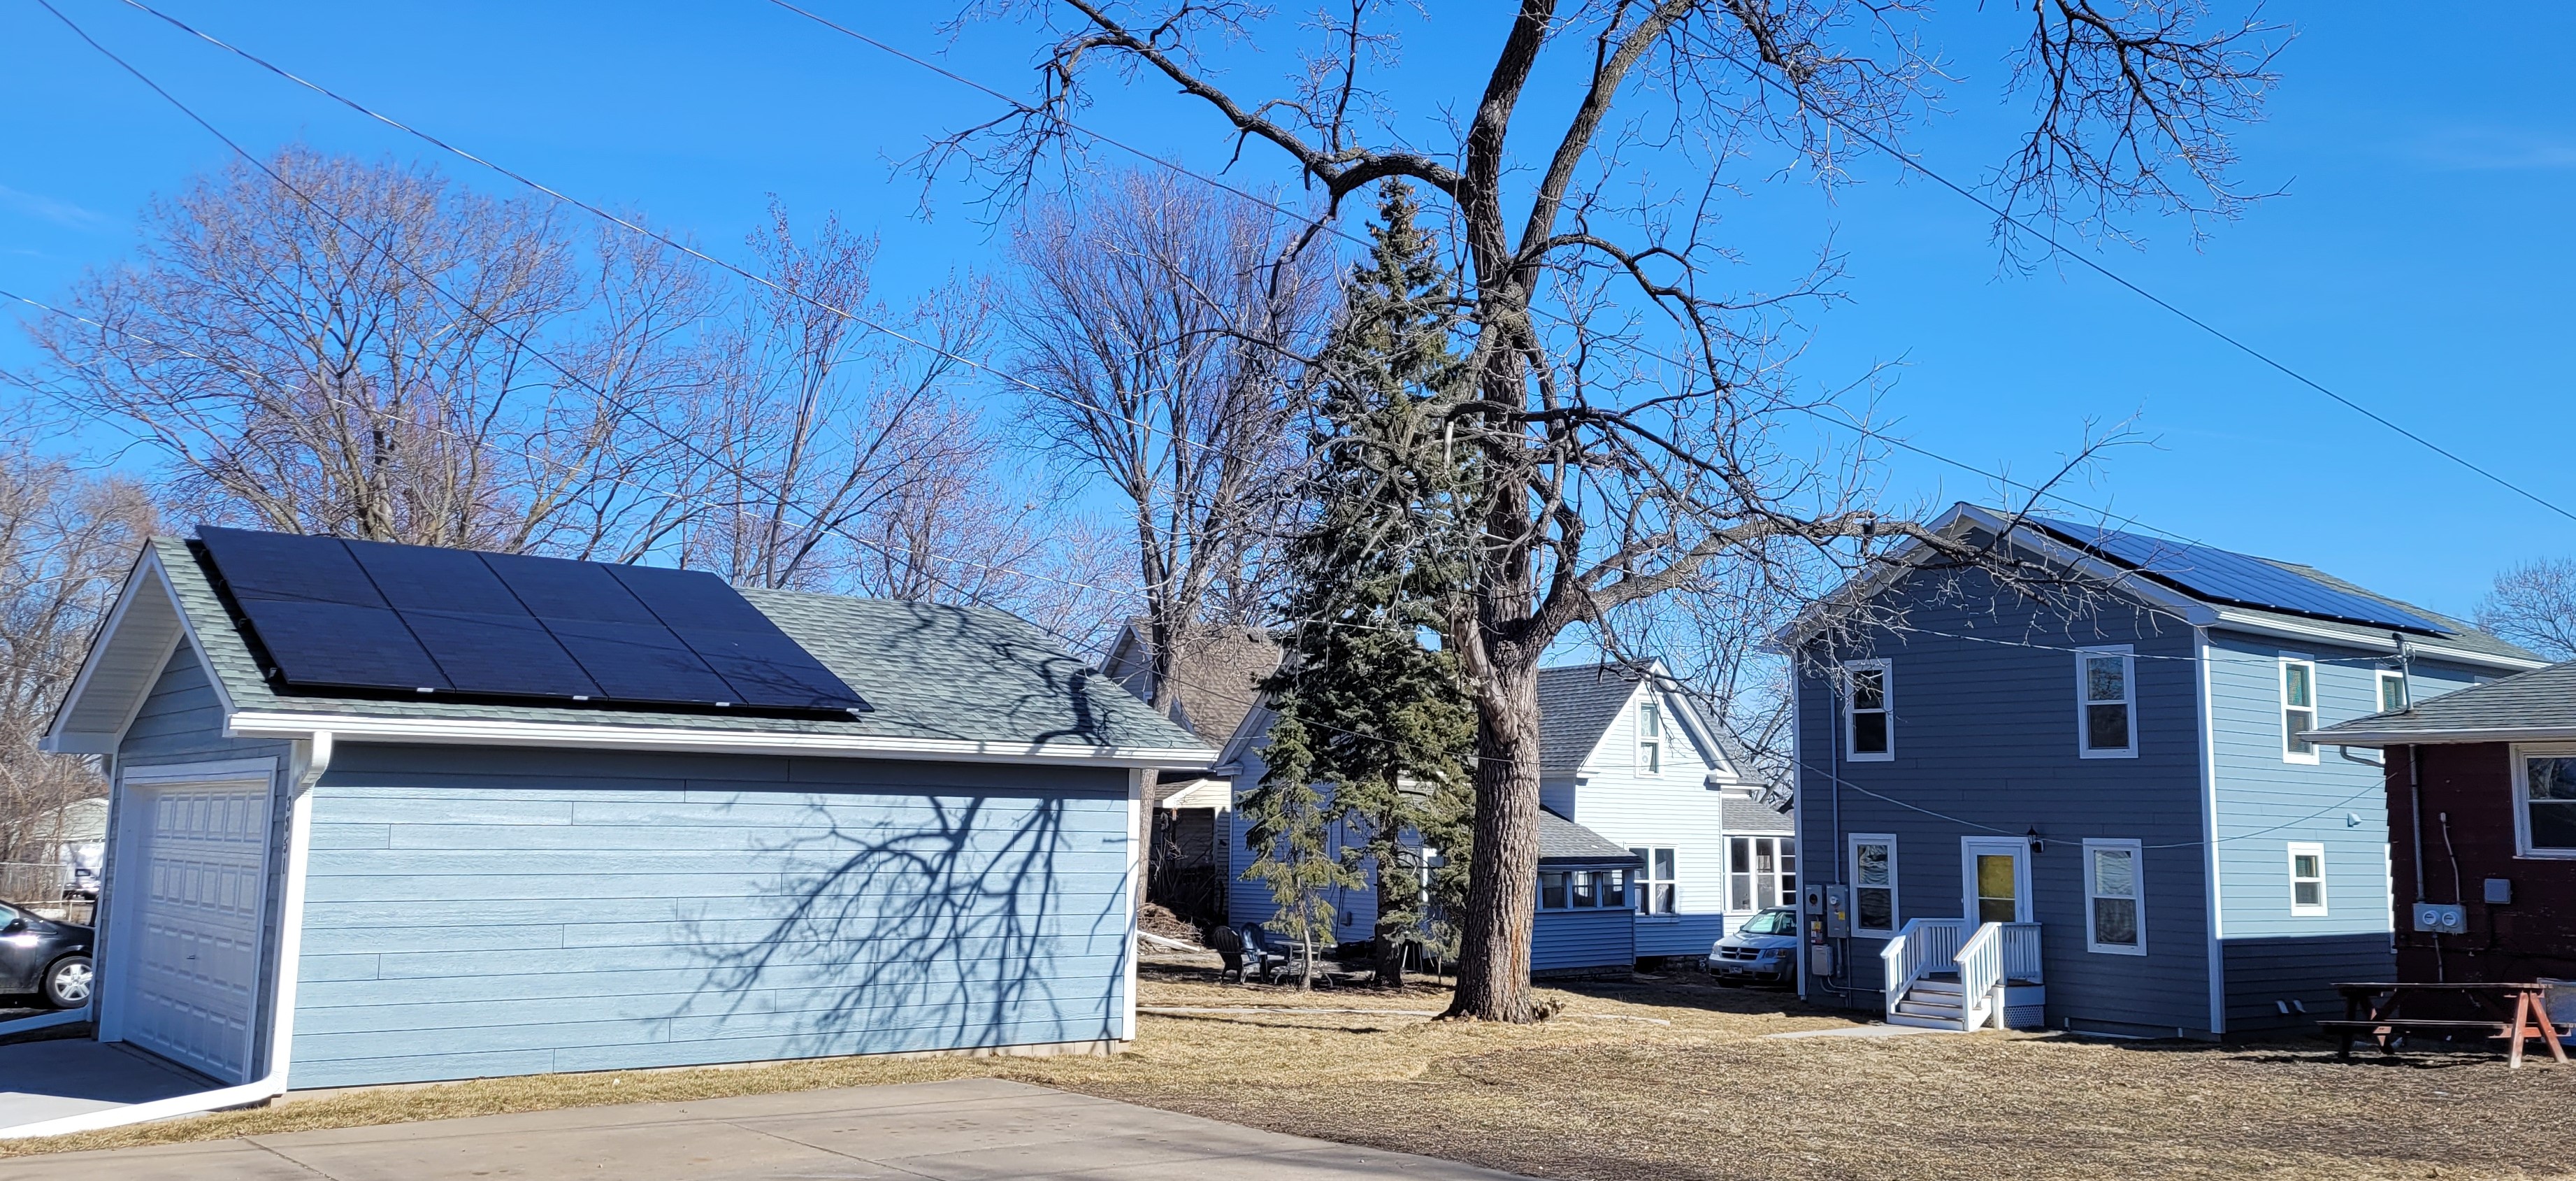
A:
[1555,684,1734,957]
[2201,631,2479,1031]
[289,743,1135,1088]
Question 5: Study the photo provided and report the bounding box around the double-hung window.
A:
[2077,647,2136,757]
[2514,745,2576,857]
[1539,869,1631,910]
[1630,847,1678,914]
[1727,836,1797,912]
[2083,839,2145,954]
[2280,657,2319,764]
[2287,842,2328,915]
[1636,700,1664,775]
[1844,660,1892,760]
[1849,834,1897,935]
[2376,670,2408,714]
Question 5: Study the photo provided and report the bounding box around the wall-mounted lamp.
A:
[2027,826,2045,855]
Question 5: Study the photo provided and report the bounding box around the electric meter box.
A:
[2413,902,2466,934]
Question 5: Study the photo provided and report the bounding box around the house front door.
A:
[1960,837,2031,925]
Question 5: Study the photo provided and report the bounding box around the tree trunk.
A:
[1443,655,1542,1021]
[1373,809,1409,989]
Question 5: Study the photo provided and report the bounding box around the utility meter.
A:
[1803,883,1848,976]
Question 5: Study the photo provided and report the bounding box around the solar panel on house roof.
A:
[195,527,870,713]
[2024,517,2452,635]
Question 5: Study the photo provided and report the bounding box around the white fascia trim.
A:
[2207,608,2545,672]
[42,552,228,753]
[2307,725,2576,747]
[223,711,1218,770]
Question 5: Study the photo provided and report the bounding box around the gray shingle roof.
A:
[1535,664,1641,775]
[1721,792,1792,833]
[1537,807,1639,864]
[157,538,1209,757]
[2311,659,2576,744]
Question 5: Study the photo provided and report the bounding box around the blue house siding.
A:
[2198,631,2482,1029]
[1793,567,2216,1033]
[1532,906,1635,973]
[288,743,1133,1089]
[1634,914,1723,959]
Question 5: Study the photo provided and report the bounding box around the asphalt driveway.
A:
[1,1077,1537,1180]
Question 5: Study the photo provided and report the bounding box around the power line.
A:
[773,1,2573,529]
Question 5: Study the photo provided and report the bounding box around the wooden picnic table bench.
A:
[2320,982,2570,1068]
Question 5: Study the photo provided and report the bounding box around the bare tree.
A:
[0,445,155,887]
[940,0,2280,1019]
[1000,169,1330,719]
[2478,559,2576,661]
[24,145,716,559]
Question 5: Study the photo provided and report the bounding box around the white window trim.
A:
[2082,838,2147,956]
[2075,645,2138,759]
[1843,659,1893,762]
[1848,832,1899,936]
[2511,743,2576,860]
[2279,656,2320,765]
[2375,669,2408,715]
[1634,697,1664,776]
[2287,840,2329,916]
[1727,835,1797,914]
[1631,846,1678,915]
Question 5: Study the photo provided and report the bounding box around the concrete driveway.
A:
[1,1077,1538,1180]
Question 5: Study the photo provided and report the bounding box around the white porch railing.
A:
[1955,922,2004,1030]
[2000,921,2043,984]
[1878,917,1967,1022]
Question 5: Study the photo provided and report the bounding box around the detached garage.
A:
[32,530,1207,1121]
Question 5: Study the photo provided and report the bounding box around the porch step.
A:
[1885,1012,1960,1031]
[1896,999,1964,1020]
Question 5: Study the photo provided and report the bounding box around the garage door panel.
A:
[119,775,273,1084]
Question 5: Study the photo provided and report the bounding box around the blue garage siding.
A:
[289,743,1134,1089]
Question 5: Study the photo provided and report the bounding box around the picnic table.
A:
[2319,982,2570,1068]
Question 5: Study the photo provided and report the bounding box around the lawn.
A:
[7,956,2571,1178]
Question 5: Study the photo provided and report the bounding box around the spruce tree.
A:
[1245,180,1476,989]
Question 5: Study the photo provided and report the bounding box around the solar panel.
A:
[2025,517,2452,634]
[197,528,452,693]
[607,564,868,710]
[194,527,868,713]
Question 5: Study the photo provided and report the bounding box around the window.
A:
[1539,871,1569,910]
[2083,840,2145,954]
[1850,834,1897,934]
[2287,842,2328,915]
[1571,871,1597,908]
[1728,836,1797,912]
[1596,869,1629,908]
[2514,746,2576,858]
[2280,658,2319,763]
[2076,647,2136,757]
[2377,670,2408,714]
[1845,660,1892,760]
[1632,847,1678,914]
[1636,699,1664,774]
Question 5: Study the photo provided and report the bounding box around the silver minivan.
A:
[1707,906,1797,985]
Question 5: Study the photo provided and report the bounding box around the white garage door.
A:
[115,773,273,1083]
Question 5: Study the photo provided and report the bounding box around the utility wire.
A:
[773,0,2574,529]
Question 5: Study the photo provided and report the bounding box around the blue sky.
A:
[3,1,2571,623]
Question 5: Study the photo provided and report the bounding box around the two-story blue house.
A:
[1219,661,1791,973]
[1783,505,2544,1038]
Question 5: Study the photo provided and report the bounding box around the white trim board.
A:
[224,712,1216,770]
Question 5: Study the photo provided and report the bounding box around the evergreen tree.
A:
[1245,180,1476,989]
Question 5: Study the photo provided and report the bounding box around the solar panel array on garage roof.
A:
[196,527,870,713]
[2024,517,2452,636]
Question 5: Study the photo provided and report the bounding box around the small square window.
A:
[2377,671,2408,714]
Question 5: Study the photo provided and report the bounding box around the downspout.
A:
[0,731,329,1141]
[2193,629,2226,1037]
[2408,745,2438,982]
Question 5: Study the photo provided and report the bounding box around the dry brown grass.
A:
[7,959,2573,1179]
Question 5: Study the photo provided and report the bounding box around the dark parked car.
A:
[1706,906,1797,985]
[1,899,92,1009]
